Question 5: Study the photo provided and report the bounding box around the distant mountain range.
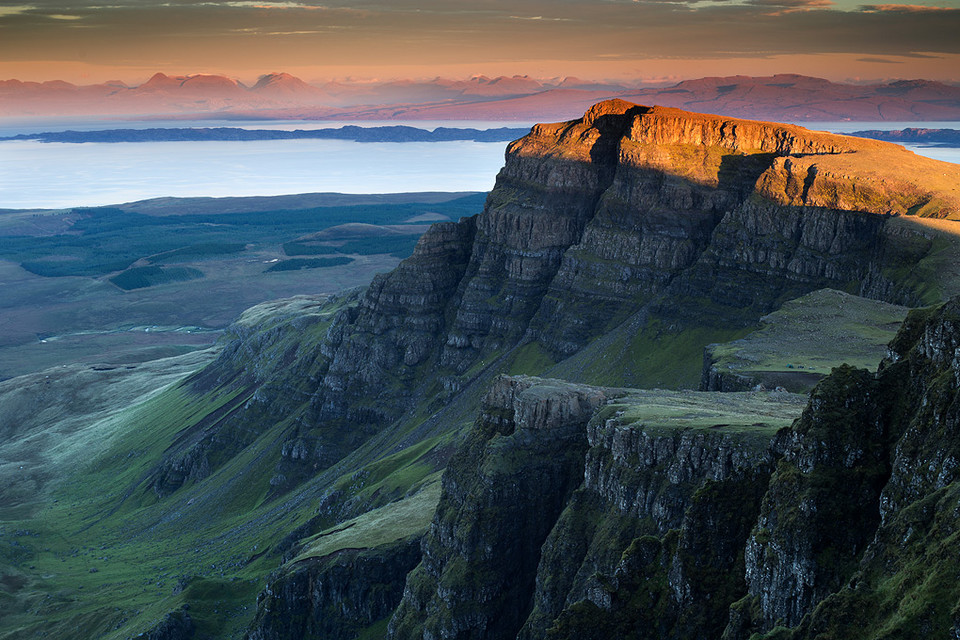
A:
[849,127,960,147]
[2,72,959,122]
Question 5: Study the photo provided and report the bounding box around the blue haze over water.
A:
[0,119,957,210]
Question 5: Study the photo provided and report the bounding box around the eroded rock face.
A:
[245,536,422,640]
[143,101,960,640]
[386,297,960,640]
[739,366,889,633]
[150,101,955,501]
[141,607,195,640]
[724,299,960,640]
[388,377,608,640]
[388,379,806,640]
[519,401,779,640]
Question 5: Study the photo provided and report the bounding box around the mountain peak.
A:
[250,72,321,97]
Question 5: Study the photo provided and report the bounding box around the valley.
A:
[0,192,485,379]
[3,101,960,640]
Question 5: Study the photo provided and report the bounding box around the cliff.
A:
[388,295,960,639]
[7,101,960,640]
[388,377,806,639]
[144,100,960,505]
[138,102,960,636]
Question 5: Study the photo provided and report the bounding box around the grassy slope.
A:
[706,289,910,392]
[2,148,959,638]
[605,388,807,439]
[0,293,465,639]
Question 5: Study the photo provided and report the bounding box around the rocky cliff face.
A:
[388,379,807,640]
[149,100,958,501]
[745,300,960,639]
[388,376,609,640]
[387,295,960,640]
[246,536,422,640]
[130,101,960,640]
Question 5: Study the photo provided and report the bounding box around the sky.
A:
[1,0,959,85]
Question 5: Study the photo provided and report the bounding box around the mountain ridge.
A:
[2,72,959,121]
[2,101,960,639]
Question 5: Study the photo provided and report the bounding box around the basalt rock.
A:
[724,298,960,639]
[388,377,609,640]
[139,607,195,640]
[138,102,960,640]
[389,378,806,640]
[388,296,960,640]
[150,101,959,500]
[245,536,422,640]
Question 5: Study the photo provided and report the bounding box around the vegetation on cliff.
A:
[2,101,960,640]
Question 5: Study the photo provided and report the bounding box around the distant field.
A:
[0,192,486,380]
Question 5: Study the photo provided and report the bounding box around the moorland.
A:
[0,192,485,379]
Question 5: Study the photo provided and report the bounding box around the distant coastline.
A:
[850,128,960,148]
[8,125,959,148]
[1,125,532,144]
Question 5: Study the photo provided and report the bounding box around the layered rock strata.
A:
[141,102,960,639]
[149,100,959,501]
[388,376,609,640]
[388,378,806,639]
[389,296,960,640]
[246,536,422,640]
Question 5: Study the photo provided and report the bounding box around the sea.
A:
[0,117,957,210]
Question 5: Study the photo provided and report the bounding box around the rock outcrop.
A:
[123,102,960,640]
[388,379,807,640]
[728,299,960,639]
[148,101,960,501]
[388,377,609,640]
[388,295,960,640]
[246,536,422,640]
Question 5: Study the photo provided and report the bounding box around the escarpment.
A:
[388,377,610,640]
[389,296,960,640]
[101,101,960,640]
[246,536,422,640]
[147,100,960,499]
[388,379,806,640]
[726,299,960,639]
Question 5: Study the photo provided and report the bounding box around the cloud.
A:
[860,3,955,11]
[0,5,35,17]
[3,0,960,76]
[508,15,575,21]
[220,1,328,8]
[856,56,903,62]
[747,0,834,8]
[742,0,834,15]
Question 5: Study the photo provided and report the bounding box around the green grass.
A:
[507,342,557,376]
[109,265,205,290]
[601,388,806,445]
[356,618,391,640]
[293,479,441,564]
[0,296,464,640]
[265,257,354,272]
[550,312,752,390]
[707,288,909,391]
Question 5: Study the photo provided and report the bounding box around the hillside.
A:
[2,102,960,640]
